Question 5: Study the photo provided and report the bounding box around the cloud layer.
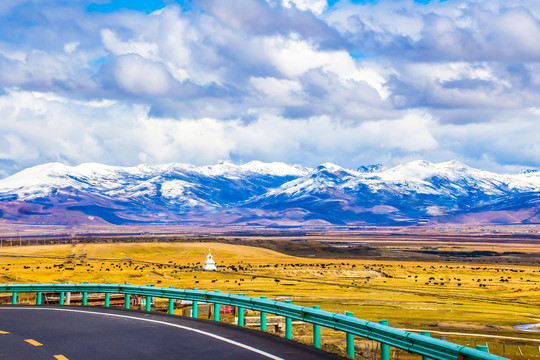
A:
[0,0,539,177]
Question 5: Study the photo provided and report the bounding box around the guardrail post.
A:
[285,300,293,340]
[346,312,355,359]
[238,293,245,327]
[125,293,131,309]
[192,288,198,318]
[36,291,42,305]
[213,290,220,322]
[167,287,174,315]
[313,305,321,349]
[146,296,152,312]
[11,291,17,305]
[420,331,433,360]
[82,282,88,306]
[476,345,489,353]
[104,282,110,307]
[260,296,267,331]
[379,320,390,360]
[168,298,174,315]
[59,291,65,305]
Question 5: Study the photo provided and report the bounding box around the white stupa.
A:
[202,249,218,271]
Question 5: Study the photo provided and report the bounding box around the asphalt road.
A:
[0,305,346,360]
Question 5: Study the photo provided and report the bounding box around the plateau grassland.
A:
[1,241,539,359]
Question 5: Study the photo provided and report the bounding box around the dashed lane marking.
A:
[24,339,43,346]
[1,331,68,358]
[0,307,285,360]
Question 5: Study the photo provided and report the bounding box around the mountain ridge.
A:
[1,160,539,226]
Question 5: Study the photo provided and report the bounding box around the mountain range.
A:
[0,160,539,227]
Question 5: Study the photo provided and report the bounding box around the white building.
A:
[202,249,217,271]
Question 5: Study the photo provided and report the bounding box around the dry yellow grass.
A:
[1,241,540,359]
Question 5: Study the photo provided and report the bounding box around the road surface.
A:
[0,305,346,359]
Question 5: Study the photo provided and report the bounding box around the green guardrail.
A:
[1,283,508,360]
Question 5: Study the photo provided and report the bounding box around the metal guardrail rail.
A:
[1,283,508,360]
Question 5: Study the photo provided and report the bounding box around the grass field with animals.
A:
[1,240,540,359]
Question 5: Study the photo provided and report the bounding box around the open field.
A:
[1,239,540,359]
[1,224,540,264]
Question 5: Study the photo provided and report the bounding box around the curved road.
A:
[0,305,345,360]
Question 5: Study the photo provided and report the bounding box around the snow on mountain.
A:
[0,160,539,226]
[196,161,308,177]
[245,160,540,225]
[357,164,385,173]
[379,160,540,192]
[0,161,308,200]
[371,160,529,196]
[273,159,540,198]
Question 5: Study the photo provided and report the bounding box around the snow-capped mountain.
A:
[1,160,539,226]
[245,160,540,225]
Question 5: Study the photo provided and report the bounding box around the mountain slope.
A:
[245,160,540,225]
[0,160,539,226]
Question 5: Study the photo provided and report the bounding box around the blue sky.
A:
[0,0,539,177]
[87,0,177,13]
[87,1,438,13]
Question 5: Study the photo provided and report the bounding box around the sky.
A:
[0,0,539,178]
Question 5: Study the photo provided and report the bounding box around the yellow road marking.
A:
[24,339,43,346]
[0,331,10,334]
[54,355,69,360]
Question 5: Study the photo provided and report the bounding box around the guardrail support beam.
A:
[260,296,267,331]
[168,298,174,315]
[192,288,198,318]
[476,345,489,353]
[346,312,355,359]
[146,296,152,311]
[81,282,88,306]
[105,293,110,307]
[36,291,42,305]
[379,320,390,360]
[125,294,130,309]
[11,291,17,305]
[213,290,220,322]
[59,291,65,305]
[285,300,293,340]
[313,305,321,349]
[238,293,245,327]
[421,331,433,360]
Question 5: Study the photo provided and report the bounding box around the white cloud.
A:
[113,55,173,96]
[137,117,235,164]
[0,133,39,161]
[405,62,496,83]
[361,112,438,152]
[249,76,305,106]
[0,0,540,177]
[281,0,327,15]
[0,90,143,169]
[325,0,424,41]
[101,29,159,60]
[0,90,441,171]
[64,41,79,54]
[261,34,389,98]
